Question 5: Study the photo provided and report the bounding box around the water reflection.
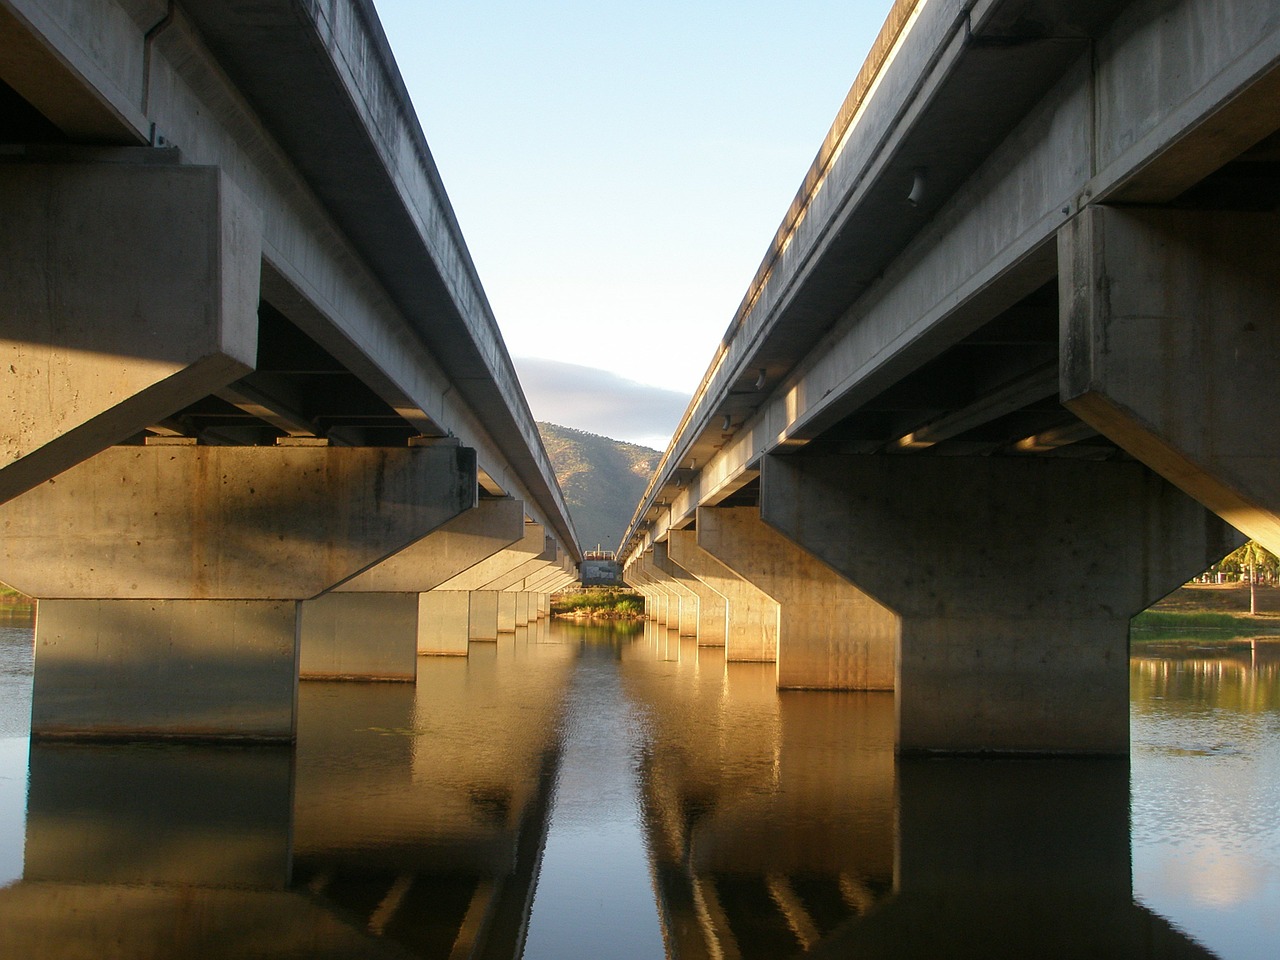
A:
[0,615,1274,956]
[1132,649,1280,960]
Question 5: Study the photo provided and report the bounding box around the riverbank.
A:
[1132,583,1280,648]
[551,587,644,620]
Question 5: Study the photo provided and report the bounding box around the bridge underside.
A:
[626,0,1280,754]
[0,1,578,742]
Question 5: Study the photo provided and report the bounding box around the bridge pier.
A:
[762,454,1239,754]
[0,161,261,505]
[0,444,476,741]
[300,498,523,667]
[420,523,548,647]
[695,506,896,690]
[667,528,779,662]
[1061,205,1280,553]
[644,550,699,637]
[654,541,727,647]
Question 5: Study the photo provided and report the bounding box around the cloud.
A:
[514,357,688,451]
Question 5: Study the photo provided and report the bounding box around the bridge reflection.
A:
[0,623,1227,958]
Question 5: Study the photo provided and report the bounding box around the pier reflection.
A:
[0,619,1248,958]
[623,632,1218,960]
[0,622,579,959]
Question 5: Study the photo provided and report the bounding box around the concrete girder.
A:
[653,541,727,647]
[297,498,527,677]
[11,444,476,741]
[668,528,780,663]
[762,453,1239,755]
[0,444,477,600]
[695,507,896,690]
[0,162,261,504]
[335,498,525,593]
[431,524,546,592]
[1061,206,1280,553]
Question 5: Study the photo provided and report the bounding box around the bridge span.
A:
[622,0,1279,755]
[0,0,578,741]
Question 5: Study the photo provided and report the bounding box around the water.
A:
[0,611,1276,957]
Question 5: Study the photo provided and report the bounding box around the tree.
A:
[1223,540,1279,615]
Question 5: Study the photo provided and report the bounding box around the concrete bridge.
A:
[621,0,1280,755]
[0,0,578,742]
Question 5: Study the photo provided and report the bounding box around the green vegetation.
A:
[552,587,645,619]
[0,581,34,619]
[1132,581,1280,646]
[537,422,659,555]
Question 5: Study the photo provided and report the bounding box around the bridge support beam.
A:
[1,162,261,504]
[300,498,524,666]
[695,506,895,689]
[634,563,677,628]
[644,550,699,638]
[654,542,726,646]
[668,528,779,662]
[422,523,547,644]
[763,454,1239,754]
[1062,205,1280,553]
[1,444,476,741]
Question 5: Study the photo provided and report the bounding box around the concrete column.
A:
[633,565,674,627]
[426,522,547,642]
[514,592,530,625]
[654,539,727,647]
[1,444,475,741]
[537,594,551,619]
[1,163,261,504]
[763,453,1239,754]
[696,506,895,689]
[644,550,698,638]
[1061,206,1280,553]
[668,527,781,664]
[497,592,518,634]
[302,498,524,666]
[469,592,501,641]
[418,590,473,655]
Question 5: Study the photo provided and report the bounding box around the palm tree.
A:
[1224,540,1278,615]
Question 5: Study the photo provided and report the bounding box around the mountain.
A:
[537,422,661,554]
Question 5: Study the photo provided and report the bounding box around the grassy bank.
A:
[1132,583,1280,646]
[551,587,644,619]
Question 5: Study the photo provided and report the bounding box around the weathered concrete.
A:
[632,565,675,628]
[416,522,547,643]
[643,551,698,638]
[763,453,1240,754]
[654,540,727,647]
[468,591,501,642]
[668,527,779,662]
[7,444,475,740]
[1061,206,1280,554]
[0,445,477,599]
[0,162,261,504]
[496,592,518,634]
[335,498,524,593]
[298,592,417,681]
[300,498,525,668]
[697,506,896,690]
[32,599,299,742]
[418,590,472,655]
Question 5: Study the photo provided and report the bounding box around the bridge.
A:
[621,0,1280,755]
[0,0,579,742]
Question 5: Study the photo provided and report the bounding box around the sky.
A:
[370,1,893,450]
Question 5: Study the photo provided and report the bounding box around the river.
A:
[0,609,1275,958]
